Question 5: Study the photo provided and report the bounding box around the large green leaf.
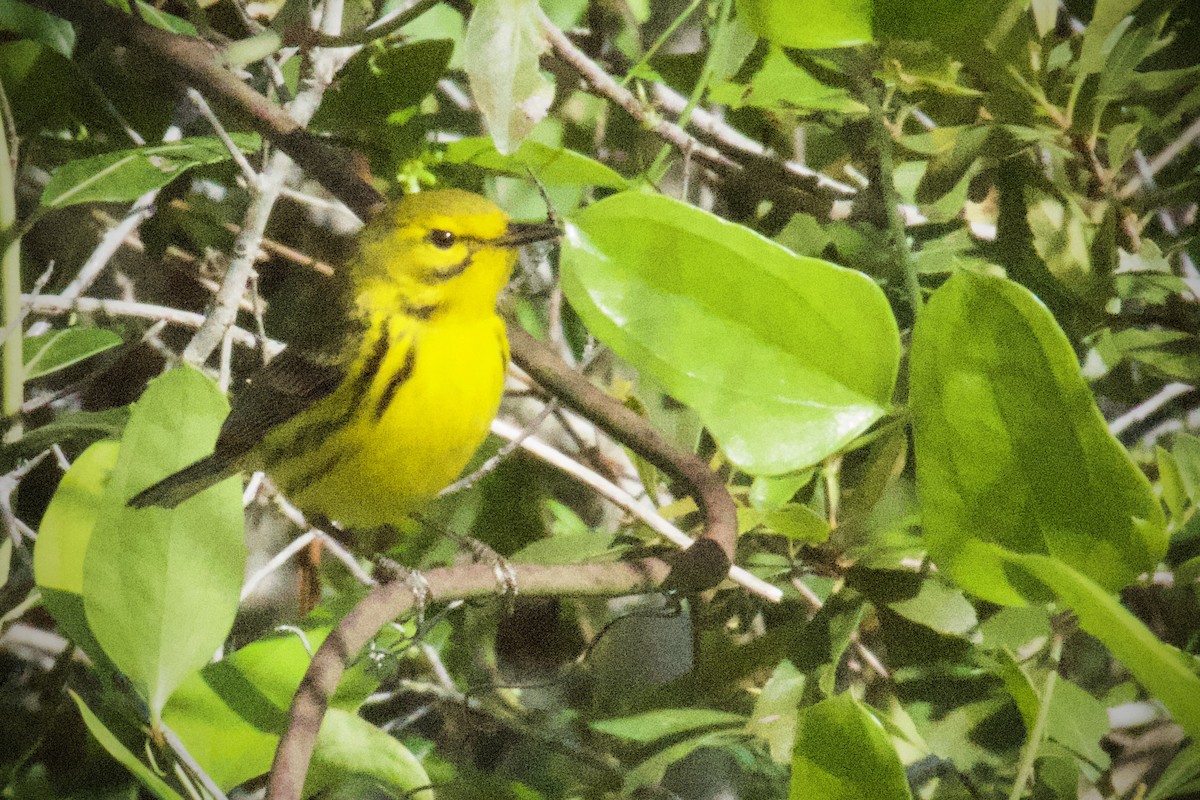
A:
[735,0,873,49]
[462,0,553,154]
[561,192,900,476]
[790,693,911,800]
[910,271,1166,604]
[41,135,261,208]
[84,367,246,723]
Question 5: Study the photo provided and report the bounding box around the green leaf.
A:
[735,0,872,49]
[133,1,197,34]
[910,271,1167,605]
[164,630,381,790]
[976,606,1051,653]
[23,327,122,379]
[562,192,900,476]
[762,504,831,544]
[462,0,553,154]
[0,0,75,56]
[590,708,746,743]
[69,691,184,800]
[1,408,128,473]
[313,40,453,134]
[746,659,806,763]
[708,47,864,113]
[1046,677,1111,768]
[33,441,120,663]
[886,578,977,637]
[309,709,433,799]
[998,550,1200,739]
[1174,433,1200,503]
[1147,742,1200,800]
[512,531,620,564]
[41,135,261,208]
[790,693,912,800]
[443,137,628,189]
[84,367,246,723]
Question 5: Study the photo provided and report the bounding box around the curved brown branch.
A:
[265,559,670,800]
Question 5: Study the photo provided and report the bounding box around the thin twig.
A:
[187,88,260,187]
[1108,382,1195,437]
[241,530,318,601]
[440,400,559,495]
[23,293,280,355]
[491,417,783,603]
[1119,115,1200,199]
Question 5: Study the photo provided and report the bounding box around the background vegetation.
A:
[0,0,1198,798]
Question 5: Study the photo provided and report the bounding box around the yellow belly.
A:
[264,316,506,530]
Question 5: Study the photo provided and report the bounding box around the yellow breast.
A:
[263,314,508,530]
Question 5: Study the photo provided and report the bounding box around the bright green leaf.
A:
[512,531,621,564]
[23,327,122,380]
[886,578,978,637]
[443,136,628,189]
[591,708,746,743]
[164,628,379,790]
[33,441,120,665]
[309,709,433,799]
[790,693,912,800]
[84,367,246,723]
[1173,433,1200,503]
[41,135,261,208]
[562,192,900,476]
[910,271,1167,605]
[463,0,553,154]
[1046,677,1111,768]
[69,691,184,800]
[735,0,872,49]
[764,504,831,543]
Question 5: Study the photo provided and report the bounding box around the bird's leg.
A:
[410,512,518,610]
[371,556,431,623]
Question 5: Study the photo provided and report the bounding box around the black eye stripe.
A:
[428,229,456,249]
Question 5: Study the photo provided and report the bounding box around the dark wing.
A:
[212,347,347,461]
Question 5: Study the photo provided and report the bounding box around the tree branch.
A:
[264,559,671,800]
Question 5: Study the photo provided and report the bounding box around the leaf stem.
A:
[0,79,23,441]
[1007,634,1063,800]
[858,59,921,317]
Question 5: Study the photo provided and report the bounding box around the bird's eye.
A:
[428,229,456,249]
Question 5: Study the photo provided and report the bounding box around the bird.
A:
[129,188,559,532]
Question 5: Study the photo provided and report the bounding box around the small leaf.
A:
[512,531,621,564]
[790,694,912,800]
[591,708,746,743]
[69,691,185,800]
[33,441,120,663]
[23,327,122,379]
[735,0,872,49]
[763,504,830,544]
[562,192,900,476]
[746,659,806,763]
[463,0,553,154]
[886,578,978,637]
[443,137,628,189]
[41,135,261,208]
[84,367,246,723]
[910,271,1166,605]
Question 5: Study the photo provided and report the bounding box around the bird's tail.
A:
[127,455,240,510]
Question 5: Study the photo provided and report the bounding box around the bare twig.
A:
[1119,115,1200,199]
[1108,382,1195,437]
[491,416,783,603]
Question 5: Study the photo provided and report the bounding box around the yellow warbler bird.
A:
[130,189,558,528]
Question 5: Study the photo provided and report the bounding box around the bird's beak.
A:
[498,221,561,248]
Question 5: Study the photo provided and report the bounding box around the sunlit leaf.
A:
[735,0,872,49]
[591,708,746,743]
[41,135,261,208]
[790,693,911,800]
[23,327,122,379]
[443,136,628,189]
[562,192,900,476]
[84,367,245,723]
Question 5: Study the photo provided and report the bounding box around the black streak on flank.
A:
[419,253,473,285]
[401,299,442,321]
[346,318,391,413]
[374,345,417,421]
